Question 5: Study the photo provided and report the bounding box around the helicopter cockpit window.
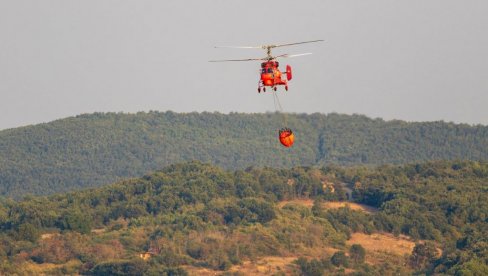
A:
[267,68,273,73]
[262,69,266,73]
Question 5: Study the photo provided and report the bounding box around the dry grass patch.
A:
[323,202,378,213]
[347,232,415,257]
[21,259,81,275]
[183,245,345,275]
[278,199,377,214]
[40,233,58,240]
[346,233,417,266]
[184,257,298,276]
[183,266,221,276]
[91,228,106,234]
[277,199,315,208]
[229,256,297,275]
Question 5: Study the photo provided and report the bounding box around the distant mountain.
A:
[1,111,487,198]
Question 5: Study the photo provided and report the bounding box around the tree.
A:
[311,198,325,217]
[331,251,349,267]
[295,257,325,276]
[453,258,488,276]
[409,242,437,270]
[17,223,39,242]
[58,210,92,234]
[91,259,148,276]
[349,244,366,264]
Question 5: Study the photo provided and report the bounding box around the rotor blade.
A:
[214,45,262,49]
[274,53,313,59]
[209,57,265,62]
[272,40,324,48]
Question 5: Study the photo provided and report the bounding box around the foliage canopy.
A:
[1,112,488,198]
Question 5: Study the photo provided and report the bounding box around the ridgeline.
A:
[1,112,488,198]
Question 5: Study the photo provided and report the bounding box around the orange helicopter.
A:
[210,40,323,92]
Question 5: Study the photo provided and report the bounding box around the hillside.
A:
[1,112,488,197]
[0,161,486,275]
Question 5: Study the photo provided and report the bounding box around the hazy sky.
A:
[1,0,487,130]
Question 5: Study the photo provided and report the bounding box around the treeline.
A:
[0,161,486,275]
[1,111,488,198]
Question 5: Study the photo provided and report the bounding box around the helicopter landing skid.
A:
[258,81,265,93]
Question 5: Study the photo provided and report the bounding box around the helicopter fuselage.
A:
[258,61,292,92]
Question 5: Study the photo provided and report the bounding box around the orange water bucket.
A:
[279,128,294,147]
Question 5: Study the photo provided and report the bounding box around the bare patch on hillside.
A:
[183,257,298,276]
[277,198,315,208]
[323,202,378,213]
[228,256,297,275]
[91,228,106,234]
[347,232,415,262]
[278,199,377,214]
[40,233,58,240]
[20,260,81,275]
[183,266,221,276]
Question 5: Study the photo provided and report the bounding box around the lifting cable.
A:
[272,90,294,168]
[272,90,288,127]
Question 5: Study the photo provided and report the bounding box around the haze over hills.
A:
[1,111,488,198]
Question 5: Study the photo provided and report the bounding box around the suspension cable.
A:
[272,90,288,127]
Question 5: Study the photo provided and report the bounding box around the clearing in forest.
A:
[323,201,378,213]
[182,233,420,275]
[228,256,298,275]
[278,199,378,214]
[347,232,415,256]
[183,257,297,276]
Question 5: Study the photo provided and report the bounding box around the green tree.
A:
[91,259,148,276]
[409,242,438,270]
[453,258,488,276]
[349,244,366,264]
[331,251,349,267]
[58,210,92,234]
[17,223,39,242]
[295,257,325,276]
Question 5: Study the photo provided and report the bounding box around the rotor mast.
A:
[264,46,273,60]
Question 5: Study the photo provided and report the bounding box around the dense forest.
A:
[1,112,488,198]
[0,161,486,275]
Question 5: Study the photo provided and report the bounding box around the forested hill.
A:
[0,161,487,275]
[1,111,488,198]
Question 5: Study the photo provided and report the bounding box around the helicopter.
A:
[210,40,323,92]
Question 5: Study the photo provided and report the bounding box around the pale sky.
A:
[1,0,487,130]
